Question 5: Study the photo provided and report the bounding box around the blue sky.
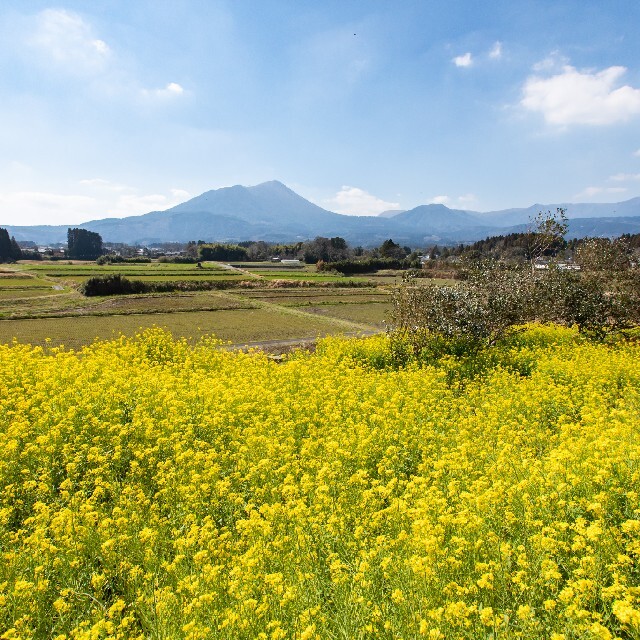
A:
[1,0,640,225]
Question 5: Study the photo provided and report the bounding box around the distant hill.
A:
[474,197,640,227]
[378,209,406,218]
[3,181,640,246]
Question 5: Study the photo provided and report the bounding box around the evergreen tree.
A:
[0,228,14,262]
[67,228,103,260]
[10,237,22,260]
[379,239,407,259]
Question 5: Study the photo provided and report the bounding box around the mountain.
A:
[378,209,406,218]
[3,181,640,246]
[475,197,640,227]
[392,204,485,232]
[8,181,408,245]
[82,181,355,245]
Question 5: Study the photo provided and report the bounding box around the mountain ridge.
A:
[3,181,640,246]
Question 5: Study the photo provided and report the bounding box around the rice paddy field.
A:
[1,324,640,639]
[0,262,392,347]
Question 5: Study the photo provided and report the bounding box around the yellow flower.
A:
[479,607,494,626]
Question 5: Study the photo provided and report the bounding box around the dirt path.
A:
[224,329,382,354]
[220,290,380,334]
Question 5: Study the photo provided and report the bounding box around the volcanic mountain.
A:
[4,181,640,246]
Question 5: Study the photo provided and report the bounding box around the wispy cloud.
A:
[0,191,99,225]
[427,194,478,208]
[79,178,131,191]
[111,192,186,216]
[573,186,627,199]
[522,62,640,127]
[326,186,400,216]
[488,41,502,60]
[141,82,186,100]
[0,183,191,225]
[24,9,185,101]
[78,180,191,217]
[532,51,569,73]
[609,173,640,182]
[452,52,473,68]
[28,9,111,74]
[457,194,477,207]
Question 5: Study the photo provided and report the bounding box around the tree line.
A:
[0,227,105,262]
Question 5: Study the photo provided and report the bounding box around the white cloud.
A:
[609,173,640,182]
[489,42,502,60]
[457,194,478,207]
[28,9,111,74]
[532,51,569,73]
[166,82,184,95]
[84,181,190,216]
[141,82,186,100]
[326,186,401,216]
[79,178,131,192]
[0,191,100,225]
[0,184,190,226]
[427,194,478,208]
[111,193,178,216]
[521,63,640,126]
[453,52,473,68]
[634,149,640,157]
[574,186,628,199]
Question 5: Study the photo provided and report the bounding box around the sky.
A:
[1,0,640,226]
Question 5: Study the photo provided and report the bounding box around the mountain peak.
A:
[250,179,290,191]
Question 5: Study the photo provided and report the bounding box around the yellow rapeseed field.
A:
[1,326,639,639]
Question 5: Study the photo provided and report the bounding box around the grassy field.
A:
[0,261,405,347]
[0,261,389,346]
[54,273,251,284]
[227,262,306,269]
[245,293,391,306]
[11,262,248,285]
[302,301,392,328]
[257,272,371,282]
[0,288,67,300]
[0,277,56,288]
[0,307,368,349]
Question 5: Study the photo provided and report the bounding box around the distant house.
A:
[533,260,580,271]
[38,246,65,257]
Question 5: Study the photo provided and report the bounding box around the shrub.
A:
[96,255,151,265]
[391,265,530,354]
[390,256,640,360]
[157,255,199,264]
[80,274,147,296]
[323,258,409,274]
